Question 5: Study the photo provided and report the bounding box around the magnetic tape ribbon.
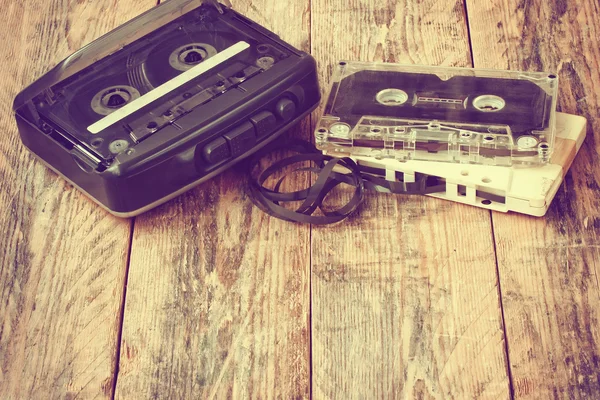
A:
[246,139,447,225]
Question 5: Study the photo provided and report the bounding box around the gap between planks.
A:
[110,1,158,398]
[112,218,136,400]
[462,0,516,397]
[489,214,516,399]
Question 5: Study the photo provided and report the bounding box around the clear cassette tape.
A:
[315,61,559,166]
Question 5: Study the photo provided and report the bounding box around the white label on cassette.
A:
[87,41,251,134]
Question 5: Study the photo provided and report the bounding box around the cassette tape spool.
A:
[13,0,321,216]
[315,61,559,166]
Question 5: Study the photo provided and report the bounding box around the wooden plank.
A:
[466,0,600,398]
[0,1,156,399]
[310,0,511,398]
[113,1,312,398]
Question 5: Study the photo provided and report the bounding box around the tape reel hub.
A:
[473,95,506,112]
[376,89,409,106]
[91,85,141,116]
[169,43,218,71]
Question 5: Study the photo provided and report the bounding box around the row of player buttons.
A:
[201,97,296,165]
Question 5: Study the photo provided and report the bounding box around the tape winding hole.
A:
[169,43,218,71]
[91,85,140,116]
[473,95,505,112]
[376,89,409,106]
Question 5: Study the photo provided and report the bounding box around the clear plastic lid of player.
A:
[315,61,559,166]
[13,0,291,162]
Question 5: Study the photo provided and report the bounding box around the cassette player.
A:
[13,0,320,216]
[315,61,558,166]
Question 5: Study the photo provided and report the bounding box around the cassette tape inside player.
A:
[13,0,320,216]
[315,61,558,166]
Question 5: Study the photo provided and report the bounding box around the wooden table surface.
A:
[1,0,599,399]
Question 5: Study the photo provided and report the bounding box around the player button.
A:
[223,122,256,157]
[202,137,231,165]
[250,111,277,138]
[275,97,296,122]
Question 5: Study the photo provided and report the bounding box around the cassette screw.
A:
[257,56,275,69]
[329,122,351,137]
[109,139,129,154]
[517,136,538,149]
[41,122,53,134]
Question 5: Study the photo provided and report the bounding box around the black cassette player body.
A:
[13,0,320,216]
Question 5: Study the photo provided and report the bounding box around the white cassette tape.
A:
[353,113,586,216]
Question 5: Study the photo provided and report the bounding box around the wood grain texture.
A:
[0,1,156,399]
[310,0,510,398]
[466,0,600,398]
[4,1,599,399]
[113,1,312,399]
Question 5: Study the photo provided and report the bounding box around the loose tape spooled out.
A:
[246,139,447,225]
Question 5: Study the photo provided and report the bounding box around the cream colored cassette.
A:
[353,113,586,216]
